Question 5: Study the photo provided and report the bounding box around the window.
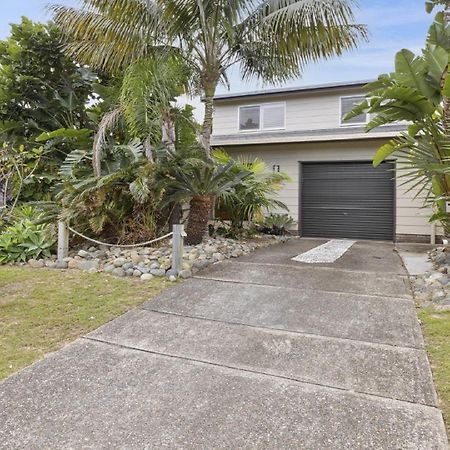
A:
[239,106,260,130]
[239,102,285,131]
[340,96,367,126]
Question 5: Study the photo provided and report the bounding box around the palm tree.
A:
[51,0,367,159]
[165,160,249,244]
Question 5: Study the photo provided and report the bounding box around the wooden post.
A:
[57,221,69,261]
[171,224,185,275]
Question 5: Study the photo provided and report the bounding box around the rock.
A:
[122,262,134,270]
[45,261,57,269]
[193,260,209,270]
[77,259,100,271]
[77,249,90,258]
[212,252,224,261]
[55,261,68,269]
[204,245,218,254]
[104,264,115,273]
[130,252,143,264]
[231,249,243,258]
[160,260,171,270]
[112,257,127,267]
[133,269,142,277]
[179,269,192,279]
[111,267,126,277]
[126,268,134,276]
[141,273,154,281]
[150,262,160,270]
[88,246,97,252]
[150,268,166,277]
[28,259,44,268]
[166,268,178,278]
[68,259,78,269]
[168,275,177,282]
[188,252,199,261]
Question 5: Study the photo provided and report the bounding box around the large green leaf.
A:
[36,128,92,142]
[395,49,436,99]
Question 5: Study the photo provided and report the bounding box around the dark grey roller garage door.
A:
[301,161,394,241]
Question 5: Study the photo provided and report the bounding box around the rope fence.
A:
[67,226,173,248]
[58,222,186,275]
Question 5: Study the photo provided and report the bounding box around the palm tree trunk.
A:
[199,80,218,161]
[186,195,211,245]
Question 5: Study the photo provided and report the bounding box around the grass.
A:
[0,266,168,381]
[419,307,450,434]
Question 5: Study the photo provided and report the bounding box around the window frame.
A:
[339,95,368,127]
[238,101,286,132]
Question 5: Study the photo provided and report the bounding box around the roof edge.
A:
[212,80,373,102]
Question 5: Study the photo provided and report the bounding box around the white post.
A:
[172,224,185,275]
[57,221,69,261]
[431,222,436,245]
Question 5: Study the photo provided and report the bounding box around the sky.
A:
[0,0,432,118]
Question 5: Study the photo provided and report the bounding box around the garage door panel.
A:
[301,162,394,241]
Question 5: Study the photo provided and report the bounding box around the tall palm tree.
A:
[51,0,367,159]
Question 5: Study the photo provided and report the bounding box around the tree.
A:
[0,18,95,203]
[213,149,289,236]
[345,2,450,233]
[165,160,249,244]
[52,0,367,159]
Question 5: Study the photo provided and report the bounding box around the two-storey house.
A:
[211,80,435,242]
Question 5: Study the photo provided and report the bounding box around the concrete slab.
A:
[143,279,423,348]
[89,308,437,405]
[240,239,405,274]
[197,260,410,298]
[399,252,433,276]
[0,339,447,450]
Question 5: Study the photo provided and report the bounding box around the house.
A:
[211,80,436,242]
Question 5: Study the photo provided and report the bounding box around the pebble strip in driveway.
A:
[0,238,448,449]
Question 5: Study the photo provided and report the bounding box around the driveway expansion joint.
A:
[140,307,425,351]
[193,275,414,301]
[81,335,440,410]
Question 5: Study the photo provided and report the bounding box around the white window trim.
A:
[238,102,286,132]
[339,95,368,127]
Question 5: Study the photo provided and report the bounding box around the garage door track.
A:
[0,238,448,449]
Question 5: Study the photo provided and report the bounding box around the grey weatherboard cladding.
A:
[300,161,395,241]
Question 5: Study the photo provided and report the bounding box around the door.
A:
[301,161,395,240]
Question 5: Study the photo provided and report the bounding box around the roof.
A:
[213,80,373,102]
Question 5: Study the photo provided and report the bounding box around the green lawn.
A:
[419,308,450,434]
[0,266,168,380]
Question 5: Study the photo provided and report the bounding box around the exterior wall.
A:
[225,140,435,240]
[212,86,404,146]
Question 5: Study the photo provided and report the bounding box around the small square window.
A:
[341,96,367,126]
[239,106,260,130]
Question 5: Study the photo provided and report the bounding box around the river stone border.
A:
[24,235,289,281]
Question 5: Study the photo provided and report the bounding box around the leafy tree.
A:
[0,17,93,141]
[0,18,95,203]
[345,2,450,232]
[52,0,367,159]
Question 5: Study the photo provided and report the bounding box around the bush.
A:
[0,206,56,263]
[258,213,295,236]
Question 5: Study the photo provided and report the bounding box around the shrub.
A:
[0,206,56,263]
[258,213,296,236]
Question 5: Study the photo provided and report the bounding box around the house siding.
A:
[224,140,435,239]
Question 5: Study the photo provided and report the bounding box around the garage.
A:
[300,161,395,241]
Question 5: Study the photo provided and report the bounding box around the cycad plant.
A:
[52,0,367,158]
[344,2,450,232]
[214,149,289,235]
[165,160,249,244]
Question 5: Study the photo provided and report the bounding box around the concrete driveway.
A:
[0,238,448,449]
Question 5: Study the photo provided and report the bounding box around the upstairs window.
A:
[239,102,285,131]
[340,96,368,126]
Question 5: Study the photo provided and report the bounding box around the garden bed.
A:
[21,235,287,280]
